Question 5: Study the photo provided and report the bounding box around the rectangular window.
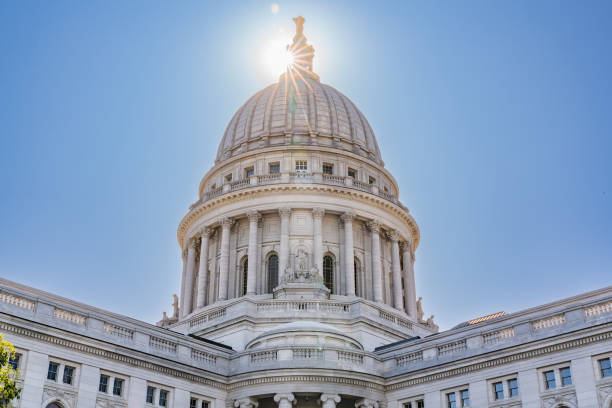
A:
[403,403,411,408]
[146,386,155,404]
[446,393,456,408]
[8,354,20,371]
[225,174,233,182]
[202,402,210,408]
[560,367,572,386]
[210,183,216,190]
[159,390,168,407]
[322,163,333,174]
[113,378,123,396]
[416,401,424,408]
[99,375,109,393]
[295,160,308,171]
[245,167,254,178]
[47,362,58,381]
[600,358,612,377]
[191,398,198,408]
[493,382,504,400]
[460,390,469,407]
[368,176,376,184]
[544,370,556,389]
[63,366,74,385]
[508,378,519,397]
[348,168,357,178]
[269,163,280,174]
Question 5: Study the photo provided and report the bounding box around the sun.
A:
[262,39,296,78]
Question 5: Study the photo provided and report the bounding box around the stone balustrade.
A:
[198,172,402,206]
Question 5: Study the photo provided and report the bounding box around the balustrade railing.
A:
[437,340,467,357]
[532,314,566,331]
[337,350,364,364]
[293,347,323,359]
[54,308,86,325]
[396,351,423,367]
[0,291,35,311]
[198,172,400,206]
[250,350,278,363]
[192,349,217,365]
[584,300,612,318]
[483,327,515,345]
[149,336,177,354]
[256,301,351,313]
[104,323,134,340]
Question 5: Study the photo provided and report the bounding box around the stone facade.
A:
[2,16,611,408]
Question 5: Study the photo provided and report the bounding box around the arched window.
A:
[241,257,248,296]
[354,257,361,297]
[267,254,279,292]
[323,255,334,292]
[47,404,63,408]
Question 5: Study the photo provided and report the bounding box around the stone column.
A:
[319,394,341,408]
[217,217,234,301]
[388,230,404,310]
[182,237,198,315]
[401,240,417,319]
[278,207,291,282]
[341,212,356,296]
[312,208,325,274]
[355,399,378,408]
[196,228,211,308]
[274,393,295,408]
[234,397,259,408]
[367,220,383,303]
[246,210,261,295]
[179,248,188,318]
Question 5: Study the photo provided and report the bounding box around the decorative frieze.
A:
[54,308,86,325]
[0,291,35,311]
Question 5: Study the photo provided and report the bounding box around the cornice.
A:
[385,327,612,391]
[0,317,228,390]
[228,373,385,392]
[177,184,420,251]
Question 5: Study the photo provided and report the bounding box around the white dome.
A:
[215,74,383,165]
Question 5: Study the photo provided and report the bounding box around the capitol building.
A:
[1,17,611,408]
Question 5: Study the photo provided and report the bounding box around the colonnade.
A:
[234,393,379,408]
[180,207,417,319]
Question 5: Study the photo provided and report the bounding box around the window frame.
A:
[347,167,357,179]
[112,377,123,396]
[47,362,59,381]
[493,382,504,400]
[599,357,612,378]
[295,160,308,172]
[62,365,75,385]
[99,374,109,393]
[322,163,333,175]
[268,162,280,174]
[560,366,572,386]
[159,389,169,407]
[146,386,155,404]
[244,167,254,178]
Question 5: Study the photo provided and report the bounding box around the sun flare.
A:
[262,39,296,78]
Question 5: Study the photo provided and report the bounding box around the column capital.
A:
[273,393,296,405]
[200,227,212,238]
[234,398,259,408]
[400,240,414,257]
[320,394,341,408]
[188,237,200,249]
[340,211,355,223]
[355,399,378,408]
[246,210,261,222]
[386,229,401,242]
[219,217,234,227]
[312,207,325,219]
[278,207,292,217]
[366,219,381,232]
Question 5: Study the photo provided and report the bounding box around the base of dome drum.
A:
[273,281,331,300]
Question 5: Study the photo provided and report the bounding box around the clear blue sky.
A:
[1,1,610,331]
